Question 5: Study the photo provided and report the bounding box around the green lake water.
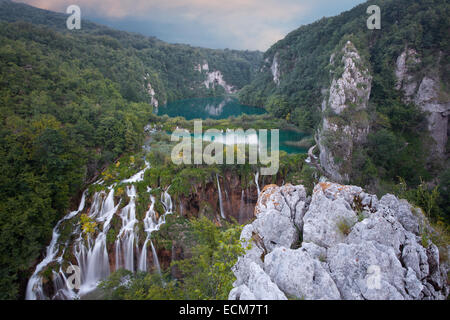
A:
[157,97,309,154]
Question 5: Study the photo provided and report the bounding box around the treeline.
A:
[0,0,263,104]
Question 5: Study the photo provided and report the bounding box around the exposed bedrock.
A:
[229,181,449,300]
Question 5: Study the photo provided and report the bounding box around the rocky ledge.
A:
[229,181,449,300]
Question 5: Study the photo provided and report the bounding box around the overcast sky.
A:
[17,0,367,51]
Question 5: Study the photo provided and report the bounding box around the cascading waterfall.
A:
[26,157,175,299]
[115,186,139,272]
[216,174,226,219]
[72,188,118,297]
[25,192,86,300]
[150,239,161,276]
[138,186,172,274]
[138,190,156,272]
[255,171,261,196]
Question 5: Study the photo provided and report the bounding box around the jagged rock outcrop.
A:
[203,70,236,94]
[229,181,448,300]
[143,73,159,107]
[317,41,372,183]
[395,48,449,159]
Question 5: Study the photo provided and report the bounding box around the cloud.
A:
[15,0,365,50]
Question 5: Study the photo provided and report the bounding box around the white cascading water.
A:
[25,191,86,300]
[26,158,175,300]
[137,186,172,273]
[75,188,118,296]
[255,171,261,196]
[138,189,156,272]
[150,240,161,276]
[216,174,226,219]
[115,185,138,272]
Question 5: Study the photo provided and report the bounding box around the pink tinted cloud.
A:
[15,0,313,50]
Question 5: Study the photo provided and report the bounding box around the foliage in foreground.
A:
[99,217,246,300]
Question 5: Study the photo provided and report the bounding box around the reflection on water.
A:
[157,96,265,120]
[158,96,310,154]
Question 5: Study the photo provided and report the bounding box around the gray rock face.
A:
[394,48,449,159]
[327,241,407,300]
[378,194,423,235]
[229,182,448,300]
[231,262,287,300]
[318,41,372,183]
[303,184,358,248]
[264,247,341,300]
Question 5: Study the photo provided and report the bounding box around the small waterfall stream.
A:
[26,192,86,300]
[255,171,261,196]
[216,174,226,219]
[138,186,172,273]
[150,240,161,276]
[115,186,139,272]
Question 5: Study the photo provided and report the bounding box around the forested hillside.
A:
[0,0,449,300]
[239,0,449,221]
[0,0,261,299]
[240,0,448,131]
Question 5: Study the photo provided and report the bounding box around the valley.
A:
[0,0,448,300]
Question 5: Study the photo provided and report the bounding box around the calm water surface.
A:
[157,97,309,154]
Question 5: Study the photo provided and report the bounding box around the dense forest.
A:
[0,0,262,299]
[239,0,449,221]
[0,0,448,300]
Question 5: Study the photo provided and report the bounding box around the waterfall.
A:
[138,238,149,272]
[255,171,261,196]
[161,186,173,214]
[74,188,118,296]
[138,189,156,272]
[26,156,174,299]
[151,239,161,276]
[25,192,86,300]
[116,186,138,272]
[216,174,226,219]
[121,161,150,184]
[138,187,172,273]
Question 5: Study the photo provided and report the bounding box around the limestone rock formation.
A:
[395,48,449,159]
[229,181,449,300]
[318,41,372,183]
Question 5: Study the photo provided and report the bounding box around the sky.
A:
[16,0,367,51]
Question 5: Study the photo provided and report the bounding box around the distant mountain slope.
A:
[240,0,449,190]
[239,0,449,131]
[0,0,103,31]
[0,0,263,103]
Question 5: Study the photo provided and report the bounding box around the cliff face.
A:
[395,48,449,160]
[230,181,449,300]
[317,41,371,183]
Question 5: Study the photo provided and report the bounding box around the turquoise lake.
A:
[157,97,309,154]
